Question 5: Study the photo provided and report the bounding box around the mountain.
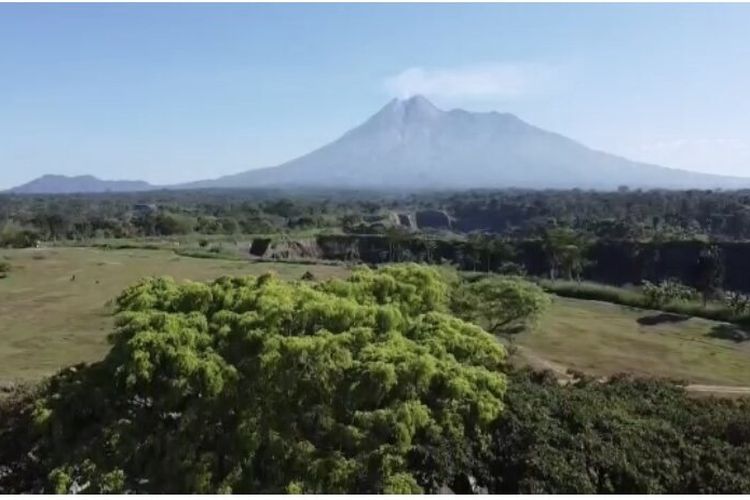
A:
[181,95,750,191]
[8,175,154,194]
[10,96,750,192]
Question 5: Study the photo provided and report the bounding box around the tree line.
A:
[6,187,750,245]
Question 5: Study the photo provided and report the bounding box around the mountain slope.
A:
[183,95,749,190]
[9,175,154,194]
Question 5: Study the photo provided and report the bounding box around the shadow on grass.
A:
[637,313,690,326]
[708,324,750,343]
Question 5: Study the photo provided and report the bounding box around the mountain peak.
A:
[374,94,442,125]
[401,94,437,109]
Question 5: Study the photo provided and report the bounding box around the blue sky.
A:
[2,3,750,188]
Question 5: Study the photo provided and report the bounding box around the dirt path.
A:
[514,346,750,396]
[685,384,750,396]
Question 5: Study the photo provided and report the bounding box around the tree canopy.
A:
[15,264,508,493]
[452,276,551,335]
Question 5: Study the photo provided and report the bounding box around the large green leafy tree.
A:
[19,265,507,494]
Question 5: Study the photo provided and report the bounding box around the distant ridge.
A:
[8,175,154,194]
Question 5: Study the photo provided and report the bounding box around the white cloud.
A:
[384,62,556,102]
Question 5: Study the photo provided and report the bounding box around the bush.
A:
[723,291,750,316]
[0,261,10,278]
[641,279,697,308]
[154,213,195,236]
[482,370,750,493]
[0,225,39,248]
[496,262,526,276]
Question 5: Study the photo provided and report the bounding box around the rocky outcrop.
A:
[397,213,416,230]
[249,237,320,260]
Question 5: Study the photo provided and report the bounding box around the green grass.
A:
[0,247,349,383]
[515,296,750,386]
[1,248,748,387]
[49,229,343,251]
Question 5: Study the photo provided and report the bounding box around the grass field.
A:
[0,247,348,382]
[1,247,748,387]
[514,297,750,386]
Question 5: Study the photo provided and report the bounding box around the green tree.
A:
[694,245,724,307]
[384,226,410,262]
[154,213,195,235]
[541,228,587,281]
[14,265,507,494]
[419,238,437,264]
[452,277,550,335]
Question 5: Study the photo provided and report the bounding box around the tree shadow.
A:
[636,313,690,326]
[708,324,750,343]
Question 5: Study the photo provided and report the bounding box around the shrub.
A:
[496,262,526,276]
[482,370,750,494]
[723,291,750,316]
[0,223,40,249]
[642,279,697,308]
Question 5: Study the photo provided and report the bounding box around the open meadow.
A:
[515,297,750,387]
[1,246,749,388]
[0,247,348,382]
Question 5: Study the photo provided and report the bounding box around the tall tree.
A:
[694,245,724,307]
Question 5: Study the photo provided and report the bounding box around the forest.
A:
[5,187,750,243]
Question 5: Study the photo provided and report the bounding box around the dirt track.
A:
[514,346,750,397]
